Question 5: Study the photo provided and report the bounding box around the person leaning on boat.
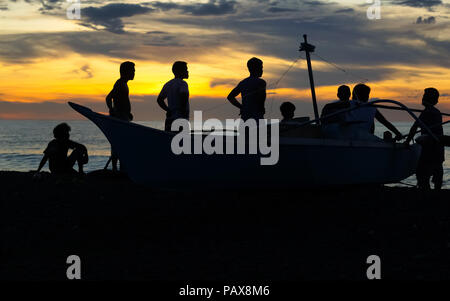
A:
[320,85,351,138]
[346,83,402,140]
[157,61,190,131]
[227,57,266,121]
[105,61,135,172]
[404,88,445,190]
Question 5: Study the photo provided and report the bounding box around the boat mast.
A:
[299,34,320,124]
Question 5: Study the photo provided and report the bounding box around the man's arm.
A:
[68,140,87,152]
[404,122,419,145]
[375,110,402,139]
[36,154,48,172]
[227,85,242,110]
[106,85,117,113]
[157,87,169,112]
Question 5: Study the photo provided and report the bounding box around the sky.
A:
[0,0,449,121]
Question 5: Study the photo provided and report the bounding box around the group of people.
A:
[34,58,446,190]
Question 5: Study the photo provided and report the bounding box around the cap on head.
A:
[337,85,351,100]
[352,83,371,102]
[53,123,71,139]
[247,57,263,75]
[172,61,188,77]
[423,87,439,106]
[120,61,135,78]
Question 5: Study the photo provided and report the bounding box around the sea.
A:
[0,120,449,188]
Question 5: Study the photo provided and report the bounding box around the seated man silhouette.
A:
[280,102,295,122]
[347,83,402,139]
[36,123,88,175]
[227,57,266,121]
[279,101,313,136]
[320,85,351,124]
[157,61,190,131]
[405,88,445,190]
[105,61,135,171]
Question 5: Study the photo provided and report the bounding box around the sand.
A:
[1,170,450,280]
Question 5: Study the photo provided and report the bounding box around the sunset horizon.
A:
[1,0,449,121]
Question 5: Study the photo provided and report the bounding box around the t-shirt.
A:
[418,105,444,163]
[112,79,131,114]
[160,78,190,120]
[320,100,350,124]
[419,105,443,136]
[236,76,266,120]
[346,100,377,132]
[44,139,77,173]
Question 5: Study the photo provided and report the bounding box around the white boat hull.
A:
[69,102,421,189]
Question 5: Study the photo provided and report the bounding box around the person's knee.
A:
[73,146,88,164]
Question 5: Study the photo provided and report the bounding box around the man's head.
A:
[172,61,189,79]
[280,102,296,120]
[422,87,439,106]
[247,57,263,77]
[352,83,371,102]
[53,123,71,140]
[337,85,351,101]
[120,61,135,80]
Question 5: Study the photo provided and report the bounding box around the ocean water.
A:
[0,120,449,188]
[0,120,165,172]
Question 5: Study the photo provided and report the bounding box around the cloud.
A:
[415,16,437,23]
[335,8,354,14]
[81,3,154,34]
[71,64,93,79]
[266,7,297,13]
[394,0,443,8]
[209,78,236,88]
[150,0,237,16]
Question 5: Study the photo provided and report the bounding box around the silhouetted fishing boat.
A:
[68,101,421,189]
[68,35,428,189]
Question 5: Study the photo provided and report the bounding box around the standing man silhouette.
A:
[405,88,445,190]
[157,61,190,131]
[106,61,135,172]
[227,57,266,121]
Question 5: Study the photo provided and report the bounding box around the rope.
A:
[267,55,302,118]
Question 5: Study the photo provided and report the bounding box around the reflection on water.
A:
[0,120,448,187]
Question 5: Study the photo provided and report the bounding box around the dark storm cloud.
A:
[335,8,355,14]
[1,0,449,91]
[416,16,437,23]
[0,30,228,64]
[150,0,237,16]
[81,3,154,34]
[394,0,443,8]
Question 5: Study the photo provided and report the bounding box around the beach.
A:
[1,170,450,280]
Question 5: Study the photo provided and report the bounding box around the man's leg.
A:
[165,118,173,131]
[416,160,431,190]
[111,147,118,172]
[68,147,87,174]
[432,163,444,190]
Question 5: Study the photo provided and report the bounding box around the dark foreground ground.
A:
[1,170,450,281]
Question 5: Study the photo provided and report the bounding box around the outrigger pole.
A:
[299,34,320,124]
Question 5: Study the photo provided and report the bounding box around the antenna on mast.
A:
[299,34,320,124]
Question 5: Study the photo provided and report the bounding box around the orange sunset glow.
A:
[0,0,449,120]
